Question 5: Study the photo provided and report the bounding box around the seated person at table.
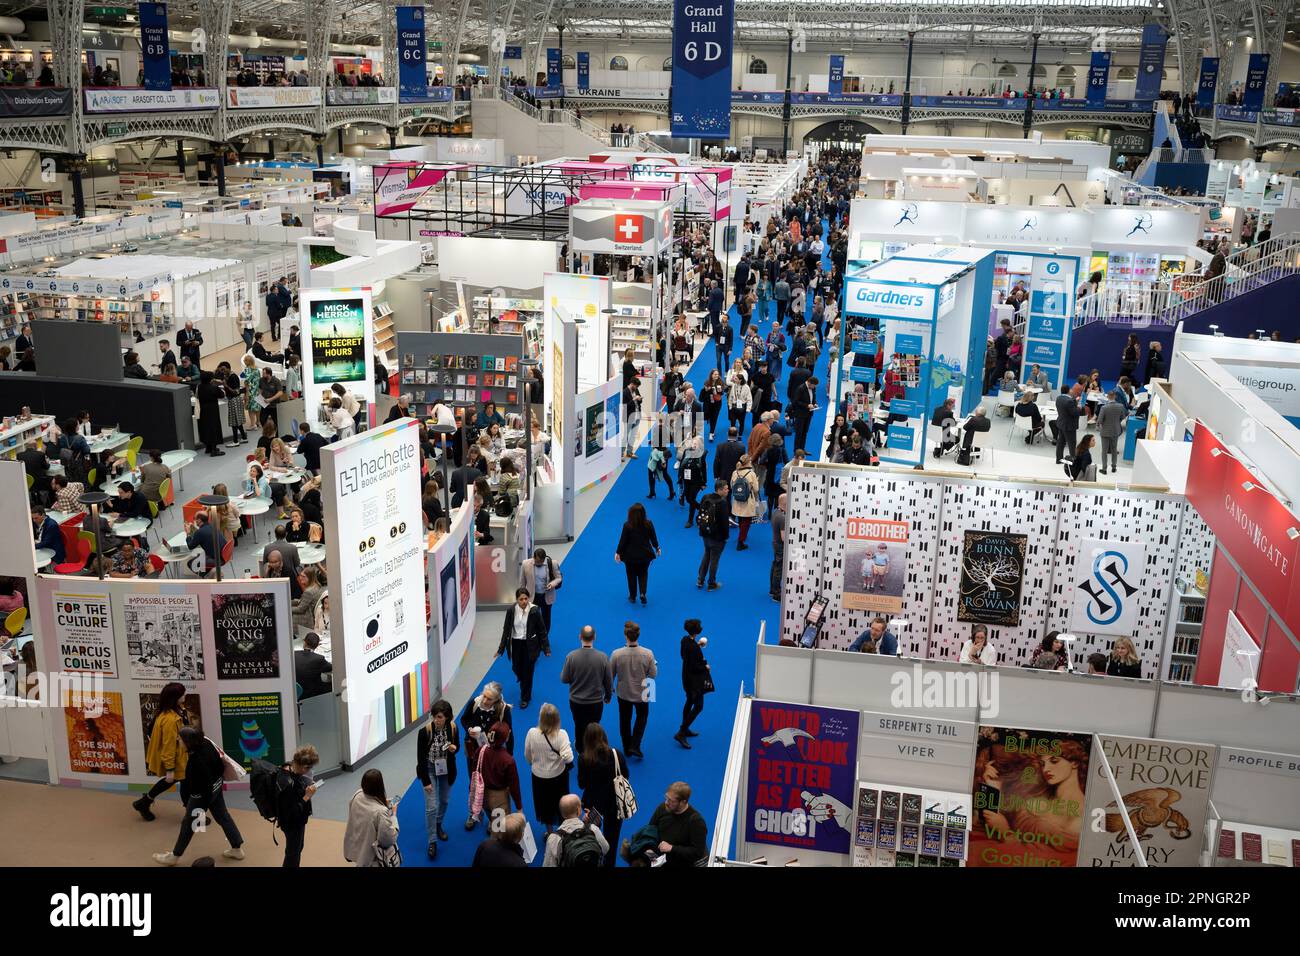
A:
[109,538,151,578]
[1014,392,1044,443]
[931,398,960,456]
[263,524,302,577]
[0,577,24,615]
[137,449,172,504]
[284,508,311,543]
[109,482,150,521]
[50,475,86,515]
[1023,364,1050,391]
[296,422,327,474]
[123,350,150,379]
[293,567,325,631]
[17,440,51,499]
[184,511,224,573]
[255,420,278,459]
[81,509,116,552]
[386,394,413,423]
[267,437,294,470]
[839,430,877,466]
[157,362,181,384]
[251,332,282,364]
[261,550,303,599]
[849,615,899,656]
[176,355,200,386]
[475,401,506,432]
[298,476,324,527]
[957,405,991,462]
[294,631,333,699]
[31,505,65,565]
[55,419,92,463]
[243,464,271,499]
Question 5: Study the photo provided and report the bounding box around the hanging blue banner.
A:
[504,46,522,60]
[829,55,844,97]
[546,48,561,90]
[1244,53,1270,110]
[396,6,428,100]
[138,3,172,91]
[1134,24,1168,100]
[1086,51,1110,107]
[670,0,735,139]
[1196,56,1220,110]
[577,52,590,90]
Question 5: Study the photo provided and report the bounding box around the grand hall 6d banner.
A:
[671,0,735,139]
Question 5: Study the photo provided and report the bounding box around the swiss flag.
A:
[614,214,643,244]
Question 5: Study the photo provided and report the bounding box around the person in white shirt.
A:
[523,703,573,834]
[327,397,354,439]
[542,793,608,867]
[238,301,256,350]
[958,624,997,665]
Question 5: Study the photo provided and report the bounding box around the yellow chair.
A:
[4,607,26,638]
[26,474,33,491]
[78,529,99,555]
[147,501,162,544]
[159,476,173,507]
[86,467,98,488]
[124,436,144,471]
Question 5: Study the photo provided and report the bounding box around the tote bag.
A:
[612,750,637,821]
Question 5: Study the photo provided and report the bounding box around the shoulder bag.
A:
[612,750,638,821]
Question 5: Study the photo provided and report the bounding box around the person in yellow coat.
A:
[133,682,192,822]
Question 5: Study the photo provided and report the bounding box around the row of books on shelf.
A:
[402,352,520,373]
[402,369,519,388]
[1177,602,1206,624]
[407,389,518,411]
[1166,660,1197,683]
[1168,633,1202,657]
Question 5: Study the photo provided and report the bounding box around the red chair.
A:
[59,522,81,558]
[220,537,234,567]
[53,538,90,575]
[148,554,165,577]
[182,497,205,525]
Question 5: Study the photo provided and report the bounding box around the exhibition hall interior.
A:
[1,0,1300,899]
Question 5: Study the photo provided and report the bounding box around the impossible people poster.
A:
[745,700,860,855]
[124,592,204,681]
[957,531,1028,626]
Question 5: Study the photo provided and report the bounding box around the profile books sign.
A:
[746,701,860,855]
[396,6,428,100]
[670,0,735,139]
[957,531,1027,626]
[138,3,172,91]
[1078,735,1215,867]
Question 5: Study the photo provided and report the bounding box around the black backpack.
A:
[697,496,719,537]
[557,823,604,868]
[248,758,283,822]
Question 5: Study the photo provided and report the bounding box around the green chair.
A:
[124,436,144,471]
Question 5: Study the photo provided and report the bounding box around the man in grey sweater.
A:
[610,621,657,759]
[559,625,612,751]
[1097,390,1128,475]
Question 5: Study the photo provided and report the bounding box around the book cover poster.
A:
[124,592,204,680]
[970,725,1092,867]
[457,536,471,617]
[307,293,366,384]
[212,591,280,680]
[219,692,285,770]
[64,690,128,775]
[584,402,602,458]
[1077,735,1215,867]
[958,531,1028,626]
[604,393,621,442]
[439,555,459,643]
[138,689,204,754]
[843,517,908,613]
[51,590,117,678]
[745,700,860,855]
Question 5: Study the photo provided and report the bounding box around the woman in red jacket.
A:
[479,722,523,827]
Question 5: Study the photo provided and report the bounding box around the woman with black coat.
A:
[1119,333,1141,385]
[152,727,244,865]
[614,502,660,604]
[196,370,226,457]
[676,619,711,747]
[751,365,775,431]
[577,722,630,868]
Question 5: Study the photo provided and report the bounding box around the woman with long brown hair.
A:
[614,502,661,605]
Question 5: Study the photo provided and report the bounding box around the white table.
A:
[34,548,54,570]
[294,542,326,565]
[265,469,306,487]
[161,449,197,493]
[86,431,133,457]
[233,495,273,539]
[159,532,198,578]
[109,517,151,540]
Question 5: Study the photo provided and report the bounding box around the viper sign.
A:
[1070,540,1145,636]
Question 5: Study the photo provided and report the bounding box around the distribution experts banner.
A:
[670,0,735,139]
[746,700,859,855]
[1197,57,1220,111]
[1086,52,1110,108]
[396,6,428,101]
[138,3,172,91]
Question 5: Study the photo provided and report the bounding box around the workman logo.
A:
[1069,539,1145,636]
[1127,212,1153,237]
[892,202,919,228]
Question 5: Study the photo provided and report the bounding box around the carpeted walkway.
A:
[395,222,836,866]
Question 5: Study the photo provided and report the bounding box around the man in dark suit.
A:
[17,441,50,500]
[789,375,818,452]
[265,282,285,341]
[495,587,550,708]
[733,252,751,305]
[176,321,203,368]
[294,632,333,699]
[450,447,484,510]
[712,427,745,487]
[296,421,327,474]
[1051,383,1083,464]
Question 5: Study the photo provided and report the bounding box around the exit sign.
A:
[105,122,128,136]
[88,6,129,15]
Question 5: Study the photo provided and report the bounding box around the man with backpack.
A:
[696,478,732,591]
[543,793,608,867]
[249,744,320,867]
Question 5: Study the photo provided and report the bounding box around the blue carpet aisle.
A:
[396,223,836,865]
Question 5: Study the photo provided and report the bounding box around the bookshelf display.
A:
[471,295,542,359]
[396,330,526,422]
[1166,577,1205,683]
[0,289,173,341]
[372,301,395,371]
[609,303,654,375]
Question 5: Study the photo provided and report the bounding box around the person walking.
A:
[1097,390,1128,475]
[1051,383,1083,465]
[496,587,550,710]
[678,433,708,528]
[614,502,660,605]
[543,793,608,867]
[610,620,656,759]
[416,699,458,859]
[577,722,630,868]
[730,455,761,551]
[646,441,675,500]
[774,272,791,328]
[713,313,734,376]
[701,369,725,442]
[675,619,712,748]
[152,728,245,865]
[273,745,320,867]
[1119,333,1141,386]
[524,702,573,834]
[133,682,193,821]
[696,478,732,591]
[560,625,613,749]
[519,547,562,634]
[790,375,818,453]
[726,362,752,435]
[479,722,524,830]
[343,769,400,867]
[770,492,787,602]
[459,682,513,831]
